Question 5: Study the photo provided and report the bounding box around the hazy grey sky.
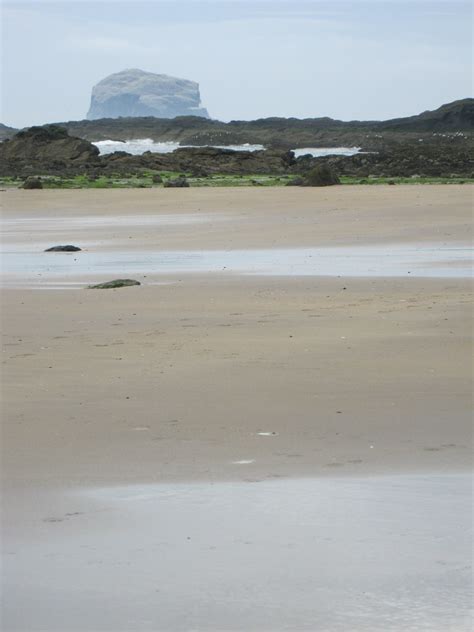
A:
[1,0,472,127]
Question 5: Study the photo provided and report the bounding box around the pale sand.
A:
[1,186,473,630]
[2,184,473,251]
[2,185,472,486]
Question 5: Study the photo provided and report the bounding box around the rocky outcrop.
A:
[0,125,99,175]
[302,164,340,186]
[1,125,472,179]
[53,98,473,149]
[86,69,209,120]
[308,144,474,178]
[0,123,18,141]
[380,99,474,132]
[96,146,297,176]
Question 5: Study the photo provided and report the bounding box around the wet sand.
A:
[1,186,473,630]
[4,475,472,631]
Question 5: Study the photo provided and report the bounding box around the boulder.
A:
[88,279,141,289]
[21,176,43,189]
[303,164,340,187]
[45,245,82,252]
[86,69,209,120]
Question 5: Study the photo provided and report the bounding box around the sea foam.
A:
[93,138,360,157]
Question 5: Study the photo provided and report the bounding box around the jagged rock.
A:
[88,279,141,289]
[45,245,82,252]
[0,126,99,175]
[86,69,209,120]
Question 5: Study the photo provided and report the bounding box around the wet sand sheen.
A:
[1,186,472,631]
[3,474,472,631]
[1,244,472,288]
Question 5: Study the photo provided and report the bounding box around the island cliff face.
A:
[86,69,209,120]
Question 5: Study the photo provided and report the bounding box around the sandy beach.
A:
[1,185,473,630]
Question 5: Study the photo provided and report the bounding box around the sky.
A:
[1,0,472,128]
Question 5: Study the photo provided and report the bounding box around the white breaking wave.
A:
[93,139,181,155]
[93,138,360,158]
[292,147,361,158]
[93,139,265,155]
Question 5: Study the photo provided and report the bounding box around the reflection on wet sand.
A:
[1,243,472,289]
[3,474,472,631]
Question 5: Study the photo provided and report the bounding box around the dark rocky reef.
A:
[378,99,474,132]
[0,125,99,175]
[51,98,474,150]
[1,120,472,179]
[0,128,297,176]
[314,144,474,178]
[2,98,472,147]
[302,164,340,186]
[99,146,298,176]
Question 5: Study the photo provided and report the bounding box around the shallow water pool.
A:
[1,243,472,288]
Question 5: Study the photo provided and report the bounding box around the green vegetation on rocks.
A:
[21,176,43,189]
[0,173,471,190]
[163,175,189,187]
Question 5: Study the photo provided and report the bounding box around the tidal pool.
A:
[1,244,472,288]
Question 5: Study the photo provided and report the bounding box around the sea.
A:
[92,139,360,157]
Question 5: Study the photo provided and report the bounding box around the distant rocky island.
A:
[86,69,209,120]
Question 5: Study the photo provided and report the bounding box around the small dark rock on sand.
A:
[45,245,82,252]
[88,279,141,289]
